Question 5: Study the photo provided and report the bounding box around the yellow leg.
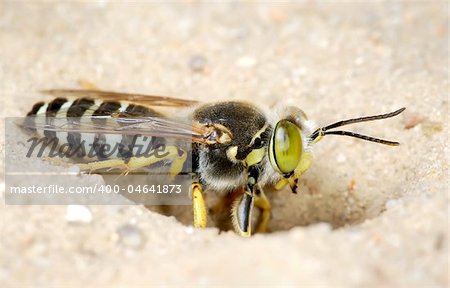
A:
[254,188,271,233]
[78,146,185,174]
[275,178,289,190]
[169,149,187,178]
[191,182,207,228]
[274,151,313,192]
[296,151,313,175]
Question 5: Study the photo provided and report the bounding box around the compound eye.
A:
[269,120,303,174]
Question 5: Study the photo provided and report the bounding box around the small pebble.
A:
[189,55,207,73]
[354,57,365,66]
[185,226,194,235]
[269,7,287,23]
[403,111,425,129]
[67,165,80,175]
[292,66,307,77]
[236,56,256,68]
[336,153,347,163]
[385,199,401,210]
[66,205,93,224]
[310,222,332,233]
[347,179,357,193]
[117,224,145,249]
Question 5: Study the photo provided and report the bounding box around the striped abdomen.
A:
[26,97,164,161]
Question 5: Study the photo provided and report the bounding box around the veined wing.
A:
[41,89,198,107]
[20,114,212,145]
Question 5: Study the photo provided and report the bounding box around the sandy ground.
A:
[0,2,448,287]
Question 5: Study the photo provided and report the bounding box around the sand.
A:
[1,2,448,287]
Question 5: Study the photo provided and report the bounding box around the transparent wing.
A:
[20,114,212,144]
[41,89,198,107]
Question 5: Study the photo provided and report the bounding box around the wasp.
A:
[23,89,405,236]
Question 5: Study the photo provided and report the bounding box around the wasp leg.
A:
[254,187,271,233]
[231,190,254,237]
[169,148,187,178]
[191,182,207,228]
[274,151,313,192]
[78,146,185,174]
[231,166,259,237]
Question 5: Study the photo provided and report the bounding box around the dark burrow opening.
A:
[105,158,386,235]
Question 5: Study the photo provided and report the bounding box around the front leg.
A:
[254,187,271,233]
[191,182,207,229]
[231,166,259,237]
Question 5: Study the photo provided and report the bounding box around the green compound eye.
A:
[269,120,303,174]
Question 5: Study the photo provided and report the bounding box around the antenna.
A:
[310,107,405,146]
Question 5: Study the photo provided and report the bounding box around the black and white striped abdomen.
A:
[26,97,164,161]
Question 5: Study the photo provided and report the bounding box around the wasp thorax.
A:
[269,119,303,175]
